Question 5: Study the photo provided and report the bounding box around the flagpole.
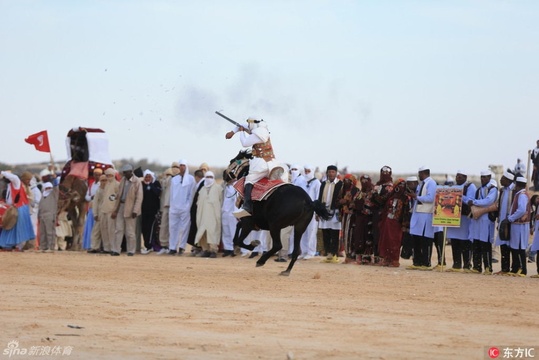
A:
[49,152,55,171]
[526,149,532,192]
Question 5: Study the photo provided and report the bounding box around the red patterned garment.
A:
[233,177,286,201]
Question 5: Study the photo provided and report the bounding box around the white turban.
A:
[204,171,215,187]
[178,159,189,175]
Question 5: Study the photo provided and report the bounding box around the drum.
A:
[0,201,17,230]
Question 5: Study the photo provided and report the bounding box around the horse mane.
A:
[229,149,253,164]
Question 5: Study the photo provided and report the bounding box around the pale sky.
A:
[1,0,538,177]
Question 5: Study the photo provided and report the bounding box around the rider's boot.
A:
[234,183,253,218]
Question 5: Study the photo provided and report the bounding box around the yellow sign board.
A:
[432,186,463,227]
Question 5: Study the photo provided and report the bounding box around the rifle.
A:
[215,111,251,134]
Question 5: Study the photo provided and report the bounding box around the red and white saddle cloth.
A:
[233,177,287,201]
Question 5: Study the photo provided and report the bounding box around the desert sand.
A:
[1,248,538,360]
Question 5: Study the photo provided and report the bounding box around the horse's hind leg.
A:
[281,219,310,276]
[256,228,282,268]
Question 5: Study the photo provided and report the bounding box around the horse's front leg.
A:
[256,228,282,267]
[233,221,259,254]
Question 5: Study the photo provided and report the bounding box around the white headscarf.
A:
[42,182,53,197]
[204,171,215,187]
[304,164,315,181]
[290,164,303,183]
[143,169,155,183]
[30,176,38,189]
[246,117,265,131]
[178,159,189,175]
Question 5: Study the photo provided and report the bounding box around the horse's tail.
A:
[311,199,331,221]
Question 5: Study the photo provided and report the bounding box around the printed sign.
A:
[432,186,463,227]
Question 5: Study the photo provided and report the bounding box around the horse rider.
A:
[225,116,280,218]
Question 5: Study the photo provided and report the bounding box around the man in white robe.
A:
[225,116,286,218]
[299,165,321,260]
[168,160,196,255]
[194,171,223,258]
[221,176,239,257]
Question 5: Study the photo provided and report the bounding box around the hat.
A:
[105,168,116,176]
[133,167,143,178]
[39,169,51,177]
[456,170,467,176]
[20,171,33,182]
[171,161,180,168]
[178,159,187,166]
[99,174,107,182]
[480,170,492,176]
[164,168,173,176]
[199,162,209,172]
[93,168,103,175]
[418,166,429,172]
[326,165,338,172]
[406,176,418,182]
[516,177,527,184]
[502,171,514,181]
[120,164,133,172]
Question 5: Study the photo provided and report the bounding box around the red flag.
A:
[25,130,51,153]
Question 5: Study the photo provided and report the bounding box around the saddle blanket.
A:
[233,177,287,201]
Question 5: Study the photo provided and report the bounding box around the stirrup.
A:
[233,208,252,218]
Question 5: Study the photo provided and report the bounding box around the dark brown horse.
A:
[225,150,330,276]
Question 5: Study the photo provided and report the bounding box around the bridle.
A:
[225,157,250,181]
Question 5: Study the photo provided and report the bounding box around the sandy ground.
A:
[1,248,538,360]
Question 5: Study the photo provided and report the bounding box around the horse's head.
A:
[224,150,252,182]
[57,175,88,223]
